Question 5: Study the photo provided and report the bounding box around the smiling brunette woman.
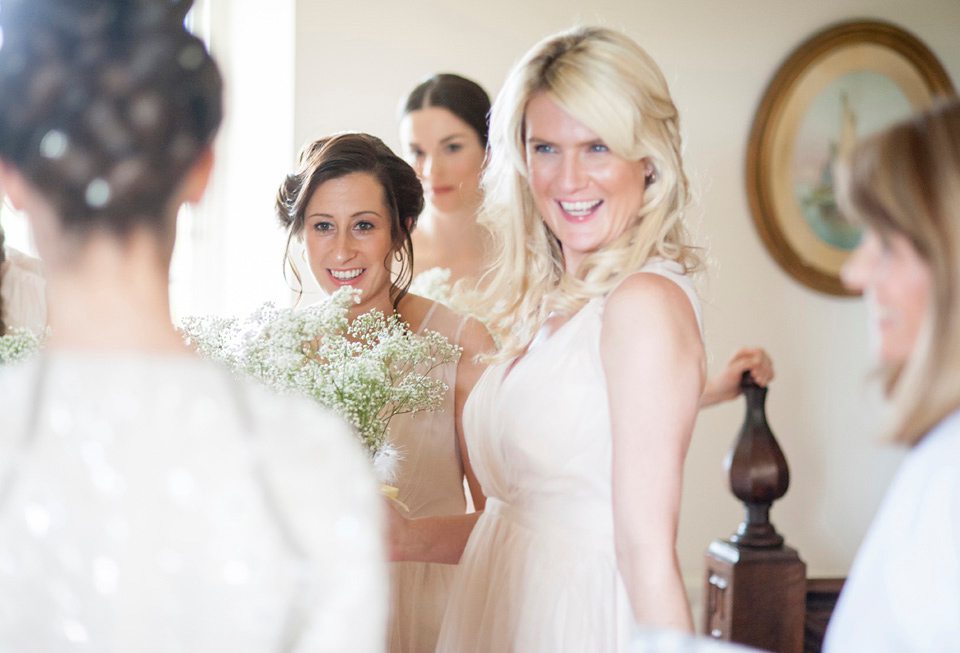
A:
[276,133,494,653]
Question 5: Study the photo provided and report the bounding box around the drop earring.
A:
[644,167,657,188]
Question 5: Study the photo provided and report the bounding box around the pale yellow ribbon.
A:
[380,484,409,512]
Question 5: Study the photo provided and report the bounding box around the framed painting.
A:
[745,21,955,296]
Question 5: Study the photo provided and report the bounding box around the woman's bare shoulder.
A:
[602,272,702,358]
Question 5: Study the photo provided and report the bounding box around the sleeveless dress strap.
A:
[416,300,441,336]
[607,259,703,336]
[453,315,467,348]
[416,299,469,348]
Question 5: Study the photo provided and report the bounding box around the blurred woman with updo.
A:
[400,73,491,291]
[0,1,386,650]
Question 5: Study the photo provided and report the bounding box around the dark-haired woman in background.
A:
[0,1,386,650]
[276,132,493,653]
[400,73,491,290]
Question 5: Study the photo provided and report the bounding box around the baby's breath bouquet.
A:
[0,327,43,365]
[180,288,460,480]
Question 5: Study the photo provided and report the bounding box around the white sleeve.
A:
[260,398,388,653]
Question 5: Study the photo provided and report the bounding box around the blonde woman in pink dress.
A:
[399,73,773,395]
[389,26,718,650]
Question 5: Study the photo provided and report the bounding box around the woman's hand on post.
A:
[700,346,774,408]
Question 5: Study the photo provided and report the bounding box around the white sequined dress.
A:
[0,352,387,653]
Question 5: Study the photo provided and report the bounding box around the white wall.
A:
[291,0,959,609]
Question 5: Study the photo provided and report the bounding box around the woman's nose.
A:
[412,155,427,180]
[559,153,587,192]
[333,232,355,262]
[424,152,447,182]
[419,154,434,180]
[840,233,874,293]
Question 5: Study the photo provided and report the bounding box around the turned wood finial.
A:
[724,371,790,548]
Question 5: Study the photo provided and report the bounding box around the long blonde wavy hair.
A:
[837,98,960,446]
[462,26,701,361]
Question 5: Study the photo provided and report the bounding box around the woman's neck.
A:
[414,204,488,284]
[419,202,483,240]
[43,229,190,354]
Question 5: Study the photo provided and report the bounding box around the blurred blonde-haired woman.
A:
[390,26,705,650]
[825,98,960,651]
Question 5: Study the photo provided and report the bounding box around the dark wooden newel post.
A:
[703,373,806,652]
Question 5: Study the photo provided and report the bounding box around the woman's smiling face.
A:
[841,227,932,365]
[524,93,652,274]
[303,172,396,313]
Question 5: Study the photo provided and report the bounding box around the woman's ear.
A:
[182,146,215,204]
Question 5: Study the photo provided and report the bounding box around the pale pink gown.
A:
[436,261,702,652]
[388,301,469,653]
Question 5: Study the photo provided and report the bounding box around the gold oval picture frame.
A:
[746,20,955,296]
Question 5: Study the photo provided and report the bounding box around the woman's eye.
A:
[589,143,609,153]
[355,220,375,232]
[445,143,463,154]
[313,221,333,233]
[532,144,554,154]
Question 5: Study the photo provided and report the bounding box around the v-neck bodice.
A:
[465,293,610,524]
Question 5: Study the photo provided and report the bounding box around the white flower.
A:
[180,287,461,474]
[0,327,43,365]
[409,267,453,306]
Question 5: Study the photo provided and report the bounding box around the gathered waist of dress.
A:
[484,497,616,556]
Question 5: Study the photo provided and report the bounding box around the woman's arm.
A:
[454,317,495,510]
[601,273,704,632]
[385,504,482,564]
[700,347,774,408]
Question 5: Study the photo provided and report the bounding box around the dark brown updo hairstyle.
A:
[275,133,424,309]
[0,0,223,237]
[402,73,491,148]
